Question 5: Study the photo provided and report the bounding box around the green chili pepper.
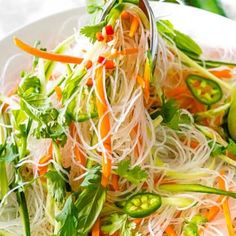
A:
[124,193,162,218]
[159,184,236,199]
[228,88,236,142]
[186,75,223,105]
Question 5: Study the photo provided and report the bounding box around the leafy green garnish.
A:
[56,196,79,236]
[0,142,17,163]
[101,213,138,236]
[183,214,207,236]
[76,185,106,235]
[116,160,148,184]
[80,21,106,43]
[102,213,128,235]
[81,166,101,189]
[45,170,66,204]
[157,20,202,58]
[151,99,191,130]
[33,108,67,146]
[210,139,236,157]
[86,0,104,14]
[227,139,236,156]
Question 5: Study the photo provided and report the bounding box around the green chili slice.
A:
[186,75,223,105]
[124,193,162,218]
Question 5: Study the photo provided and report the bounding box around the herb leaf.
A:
[80,21,106,43]
[117,160,148,184]
[157,20,202,58]
[86,0,104,14]
[227,139,236,156]
[102,213,127,235]
[45,170,66,203]
[76,186,106,235]
[56,196,78,236]
[183,214,207,236]
[81,166,101,189]
[101,213,138,235]
[151,99,191,130]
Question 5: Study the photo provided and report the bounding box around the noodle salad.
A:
[1,0,236,235]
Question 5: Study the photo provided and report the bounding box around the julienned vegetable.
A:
[159,184,236,199]
[186,75,223,105]
[124,193,162,218]
[0,0,236,235]
[228,87,236,141]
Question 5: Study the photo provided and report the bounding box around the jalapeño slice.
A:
[124,193,162,218]
[186,75,223,105]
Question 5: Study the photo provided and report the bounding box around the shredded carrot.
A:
[38,142,53,175]
[136,75,145,88]
[144,58,150,103]
[86,78,93,86]
[54,86,62,101]
[218,170,235,236]
[111,174,119,191]
[92,218,100,236]
[165,85,188,98]
[95,67,112,188]
[74,144,86,168]
[211,69,232,79]
[121,11,130,20]
[14,37,84,65]
[129,16,139,38]
[105,60,115,70]
[165,225,178,236]
[86,60,93,69]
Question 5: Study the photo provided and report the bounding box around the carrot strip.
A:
[218,170,235,236]
[95,67,112,188]
[121,11,130,20]
[111,174,119,191]
[92,218,100,236]
[136,75,145,88]
[144,58,150,103]
[74,144,86,168]
[86,78,93,86]
[165,225,178,236]
[204,205,221,222]
[129,16,139,38]
[14,37,84,65]
[105,60,115,70]
[211,69,232,79]
[38,142,53,175]
[54,86,62,101]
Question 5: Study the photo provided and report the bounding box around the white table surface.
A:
[0,0,235,40]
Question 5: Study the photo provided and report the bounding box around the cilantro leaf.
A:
[45,170,66,203]
[80,166,101,189]
[56,196,78,236]
[182,214,207,236]
[101,213,127,235]
[86,0,104,14]
[227,139,236,156]
[76,185,106,235]
[151,99,191,130]
[209,141,225,157]
[80,21,106,43]
[0,142,17,163]
[101,213,139,236]
[117,160,148,184]
[34,108,67,146]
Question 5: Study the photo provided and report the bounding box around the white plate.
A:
[1,2,236,92]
